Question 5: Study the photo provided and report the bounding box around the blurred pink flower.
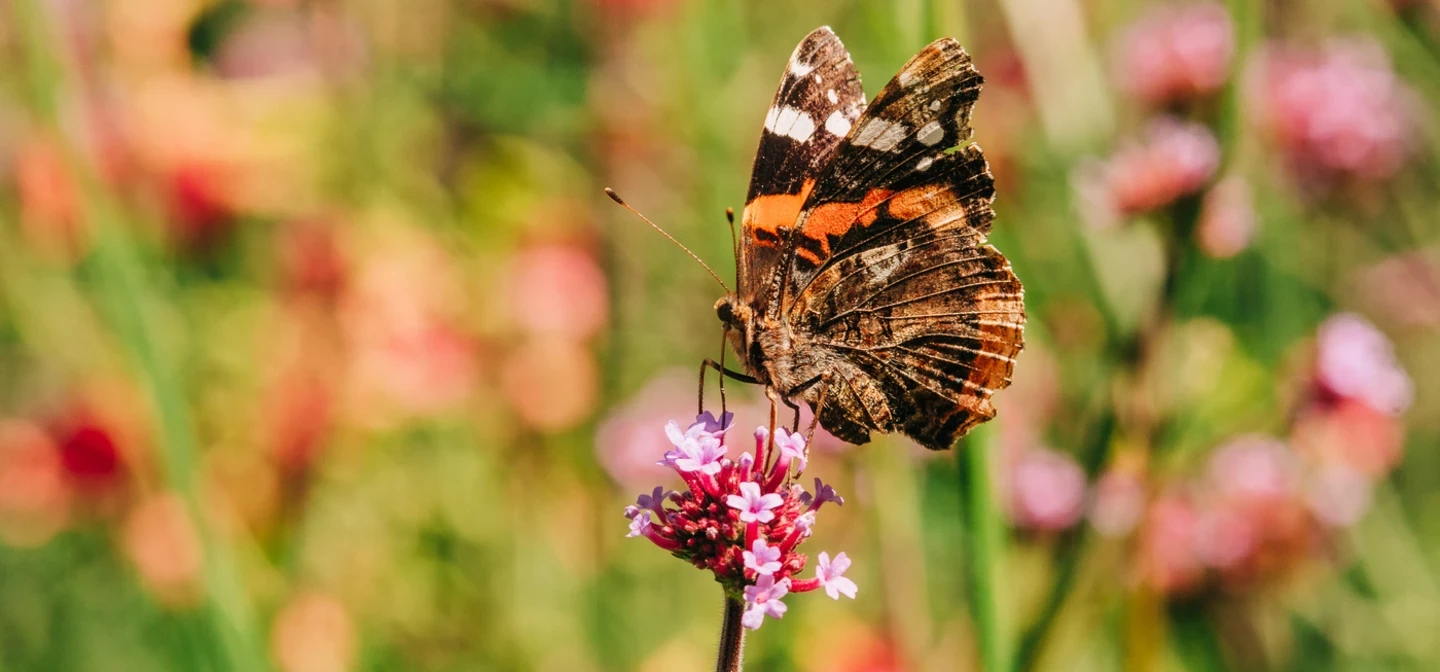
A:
[341,235,479,421]
[1206,435,1298,503]
[269,371,333,478]
[1359,248,1440,328]
[1292,399,1405,479]
[1248,39,1417,184]
[0,420,71,547]
[506,242,609,341]
[1195,176,1256,258]
[1073,118,1220,227]
[1088,466,1147,537]
[1314,313,1412,415]
[15,138,86,259]
[123,492,203,608]
[1006,447,1087,531]
[1138,493,1204,595]
[212,8,320,81]
[595,370,698,487]
[499,337,598,432]
[1113,2,1235,106]
[271,590,356,672]
[277,218,348,301]
[1191,504,1256,570]
[1305,464,1374,528]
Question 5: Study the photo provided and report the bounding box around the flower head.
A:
[623,414,858,630]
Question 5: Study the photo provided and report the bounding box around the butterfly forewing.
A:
[739,27,866,317]
[777,38,1026,450]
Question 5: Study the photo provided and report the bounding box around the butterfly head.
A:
[714,294,749,332]
[715,294,756,365]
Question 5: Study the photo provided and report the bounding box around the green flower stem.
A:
[965,424,1012,672]
[13,1,266,670]
[715,595,746,672]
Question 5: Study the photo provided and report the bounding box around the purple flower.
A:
[674,437,727,476]
[695,411,734,436]
[774,428,808,473]
[727,481,783,524]
[635,485,672,518]
[1316,313,1413,415]
[808,477,845,511]
[627,511,652,538]
[743,538,782,576]
[741,574,790,630]
[815,551,858,600]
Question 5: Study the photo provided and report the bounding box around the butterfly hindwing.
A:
[739,27,865,317]
[779,39,1025,450]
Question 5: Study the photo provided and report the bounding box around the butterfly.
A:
[695,26,1027,452]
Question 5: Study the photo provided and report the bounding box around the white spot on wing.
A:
[766,106,816,142]
[790,59,815,78]
[916,156,934,171]
[929,100,942,112]
[852,117,889,147]
[917,120,944,146]
[824,110,852,136]
[871,121,908,152]
[826,89,838,104]
[852,117,908,151]
[814,74,823,83]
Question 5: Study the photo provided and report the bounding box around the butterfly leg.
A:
[784,373,830,454]
[764,386,782,467]
[698,358,758,416]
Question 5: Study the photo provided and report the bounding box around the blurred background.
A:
[1,0,1438,670]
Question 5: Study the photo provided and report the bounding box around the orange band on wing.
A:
[743,179,816,249]
[790,188,893,260]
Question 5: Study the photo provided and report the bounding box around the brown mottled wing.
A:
[738,27,866,318]
[782,38,1025,450]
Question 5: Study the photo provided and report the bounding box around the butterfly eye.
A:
[715,298,738,327]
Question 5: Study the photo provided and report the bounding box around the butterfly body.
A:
[718,27,1026,451]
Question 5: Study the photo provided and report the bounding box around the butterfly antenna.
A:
[726,207,740,289]
[605,188,731,293]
